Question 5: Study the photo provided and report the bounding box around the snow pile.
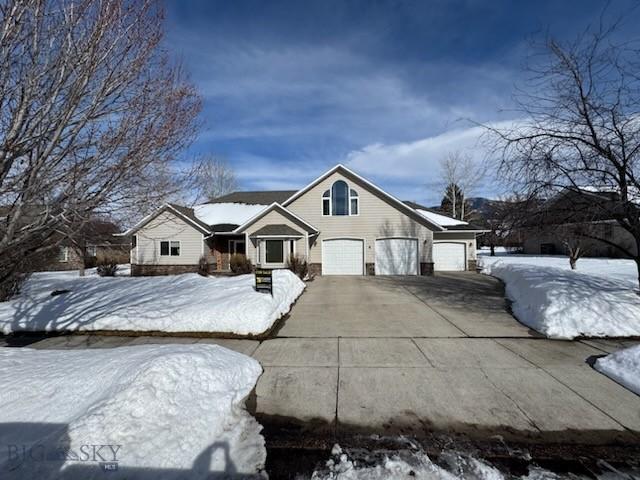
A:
[415,209,468,227]
[595,345,640,396]
[193,202,267,227]
[482,260,640,339]
[312,445,580,479]
[0,344,265,479]
[478,253,639,288]
[0,269,305,335]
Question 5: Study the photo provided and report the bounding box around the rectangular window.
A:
[322,198,330,216]
[265,240,284,264]
[132,235,137,248]
[350,198,358,215]
[58,246,69,262]
[160,241,180,256]
[86,245,97,257]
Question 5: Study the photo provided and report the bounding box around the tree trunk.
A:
[490,244,495,256]
[569,257,577,270]
[635,257,640,293]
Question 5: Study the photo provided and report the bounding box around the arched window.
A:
[331,180,349,215]
[322,181,359,216]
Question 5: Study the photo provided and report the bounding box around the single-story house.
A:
[124,164,486,276]
[521,188,637,258]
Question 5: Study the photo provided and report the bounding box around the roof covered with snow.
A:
[193,203,267,229]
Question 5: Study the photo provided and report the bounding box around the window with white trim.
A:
[322,181,359,216]
[58,246,69,263]
[160,240,180,256]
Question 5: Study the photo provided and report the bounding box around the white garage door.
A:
[433,242,466,271]
[322,239,364,275]
[375,238,418,275]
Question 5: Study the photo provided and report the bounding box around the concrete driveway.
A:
[251,274,640,448]
[276,273,535,338]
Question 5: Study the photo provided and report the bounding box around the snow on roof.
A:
[415,209,468,227]
[193,203,267,227]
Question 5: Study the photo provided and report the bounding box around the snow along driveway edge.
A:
[0,269,306,336]
[481,260,640,339]
[595,345,640,396]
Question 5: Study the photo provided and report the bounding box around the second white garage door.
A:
[375,238,418,275]
[433,242,466,271]
[322,239,364,275]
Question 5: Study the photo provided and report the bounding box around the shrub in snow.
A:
[95,252,119,277]
[198,254,210,276]
[230,254,252,274]
[286,254,308,279]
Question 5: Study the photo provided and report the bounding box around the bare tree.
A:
[489,19,640,288]
[439,151,484,220]
[192,156,238,203]
[0,0,201,298]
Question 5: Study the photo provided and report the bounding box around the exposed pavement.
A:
[17,273,640,448]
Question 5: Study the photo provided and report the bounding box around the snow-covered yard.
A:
[478,251,640,339]
[0,268,304,335]
[0,344,265,478]
[595,345,640,396]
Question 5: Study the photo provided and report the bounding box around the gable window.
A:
[350,189,359,215]
[322,181,359,216]
[160,240,180,256]
[322,190,330,215]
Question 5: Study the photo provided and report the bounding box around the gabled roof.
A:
[233,203,319,234]
[282,164,445,231]
[123,203,210,236]
[209,190,297,205]
[250,224,303,237]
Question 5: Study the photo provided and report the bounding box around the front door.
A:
[229,239,246,255]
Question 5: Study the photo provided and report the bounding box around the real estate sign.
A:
[255,268,273,295]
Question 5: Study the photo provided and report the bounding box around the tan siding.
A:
[135,211,205,265]
[433,232,477,260]
[286,171,434,264]
[243,210,306,266]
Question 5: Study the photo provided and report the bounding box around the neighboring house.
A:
[52,225,130,271]
[522,188,637,258]
[125,165,486,276]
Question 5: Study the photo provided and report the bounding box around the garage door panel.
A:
[433,242,466,271]
[323,239,364,275]
[375,238,418,275]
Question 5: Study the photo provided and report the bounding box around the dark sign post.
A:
[255,268,273,295]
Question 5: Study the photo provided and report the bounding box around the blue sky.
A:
[164,0,639,205]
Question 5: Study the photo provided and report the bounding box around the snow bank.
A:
[193,202,266,227]
[595,345,640,396]
[482,261,640,339]
[0,269,305,335]
[0,344,265,478]
[478,254,639,289]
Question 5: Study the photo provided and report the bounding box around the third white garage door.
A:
[322,239,364,275]
[375,238,418,275]
[433,242,466,271]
